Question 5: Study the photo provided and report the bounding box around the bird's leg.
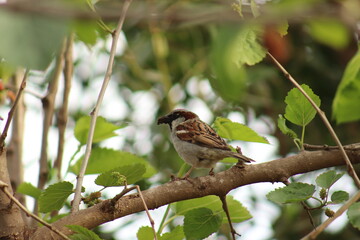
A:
[182,166,195,179]
[208,168,215,176]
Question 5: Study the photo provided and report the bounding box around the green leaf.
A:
[266,182,316,204]
[39,181,73,213]
[175,195,252,223]
[17,182,42,199]
[307,18,350,49]
[137,226,156,240]
[160,226,184,240]
[95,172,127,187]
[331,191,349,204]
[223,196,252,223]
[67,225,102,240]
[213,117,269,143]
[315,170,344,189]
[235,26,266,66]
[183,208,222,240]
[277,114,298,139]
[209,27,248,103]
[209,25,266,103]
[284,84,321,127]
[0,10,68,70]
[72,20,98,46]
[332,50,360,124]
[70,148,156,178]
[348,202,360,230]
[74,116,126,145]
[95,164,146,186]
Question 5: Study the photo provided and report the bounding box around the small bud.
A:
[325,208,335,218]
[320,188,327,200]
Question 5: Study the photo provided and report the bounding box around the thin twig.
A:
[0,69,28,153]
[38,42,65,190]
[54,34,74,180]
[301,190,360,240]
[71,0,133,212]
[135,185,157,240]
[219,195,238,240]
[267,52,360,188]
[0,180,70,240]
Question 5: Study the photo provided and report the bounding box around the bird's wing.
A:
[175,118,230,150]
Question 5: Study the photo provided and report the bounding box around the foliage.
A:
[1,0,360,239]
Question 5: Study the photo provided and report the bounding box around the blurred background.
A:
[1,0,360,239]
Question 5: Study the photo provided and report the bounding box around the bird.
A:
[157,109,254,178]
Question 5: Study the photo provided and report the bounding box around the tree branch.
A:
[32,147,360,239]
[54,34,74,180]
[71,0,133,212]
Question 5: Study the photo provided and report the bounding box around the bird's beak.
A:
[157,115,171,125]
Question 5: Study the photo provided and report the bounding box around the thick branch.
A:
[32,148,360,239]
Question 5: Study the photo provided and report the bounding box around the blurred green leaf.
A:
[137,226,156,240]
[39,181,73,213]
[72,20,98,46]
[348,202,360,230]
[95,164,146,186]
[284,84,321,127]
[160,226,184,240]
[67,225,102,240]
[315,170,344,189]
[213,117,269,143]
[307,18,350,49]
[70,148,156,178]
[331,191,349,204]
[332,50,360,124]
[277,114,298,139]
[17,182,42,200]
[267,182,316,204]
[183,208,222,240]
[0,10,68,70]
[74,116,126,145]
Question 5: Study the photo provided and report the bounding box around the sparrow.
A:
[157,109,254,178]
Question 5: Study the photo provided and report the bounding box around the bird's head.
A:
[157,109,198,129]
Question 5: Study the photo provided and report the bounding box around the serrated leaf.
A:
[70,148,156,178]
[95,172,127,187]
[0,10,68,70]
[39,181,73,213]
[266,182,315,204]
[67,225,102,240]
[74,116,126,145]
[315,170,344,189]
[183,208,222,240]
[348,202,360,230]
[160,226,184,240]
[307,18,349,49]
[137,226,156,240]
[175,195,251,223]
[277,114,298,139]
[236,26,266,66]
[213,117,269,144]
[332,50,360,124]
[284,84,321,127]
[17,182,42,199]
[331,191,349,203]
[95,164,146,186]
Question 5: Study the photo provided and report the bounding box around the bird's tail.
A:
[230,152,255,163]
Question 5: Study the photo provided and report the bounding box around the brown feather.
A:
[176,118,230,150]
